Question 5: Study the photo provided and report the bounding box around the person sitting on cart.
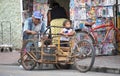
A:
[23,11,45,50]
[59,20,75,47]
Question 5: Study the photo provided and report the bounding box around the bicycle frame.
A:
[89,20,120,44]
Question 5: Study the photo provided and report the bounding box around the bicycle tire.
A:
[9,47,12,52]
[75,31,95,43]
[112,31,119,55]
[21,40,37,70]
[74,40,95,73]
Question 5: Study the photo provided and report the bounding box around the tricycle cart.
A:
[20,26,95,72]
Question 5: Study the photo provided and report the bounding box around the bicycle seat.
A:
[85,22,95,28]
[85,24,93,28]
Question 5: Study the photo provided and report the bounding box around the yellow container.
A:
[50,18,67,34]
[50,18,67,44]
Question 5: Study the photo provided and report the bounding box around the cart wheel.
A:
[74,40,95,73]
[1,48,3,52]
[21,52,36,70]
[54,64,71,69]
[21,40,37,70]
[9,47,12,52]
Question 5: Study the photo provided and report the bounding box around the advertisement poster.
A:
[70,0,115,55]
[33,0,49,26]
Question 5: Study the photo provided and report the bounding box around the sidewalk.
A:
[0,51,20,65]
[0,51,120,73]
[93,56,120,69]
[91,56,120,73]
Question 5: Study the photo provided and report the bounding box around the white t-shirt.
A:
[60,28,73,41]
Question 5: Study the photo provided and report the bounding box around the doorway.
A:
[49,0,70,18]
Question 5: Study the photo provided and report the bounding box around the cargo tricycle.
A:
[20,26,95,72]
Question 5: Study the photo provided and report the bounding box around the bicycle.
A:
[76,18,120,69]
[20,26,95,72]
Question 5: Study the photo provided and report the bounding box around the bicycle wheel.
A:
[113,30,120,55]
[21,52,36,70]
[76,31,94,43]
[10,47,12,52]
[21,40,37,70]
[74,40,95,72]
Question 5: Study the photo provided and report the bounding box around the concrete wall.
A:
[0,0,22,49]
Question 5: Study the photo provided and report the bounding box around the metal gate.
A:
[0,21,13,52]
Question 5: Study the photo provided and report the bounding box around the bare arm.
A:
[67,31,75,36]
[25,30,37,35]
[59,29,75,37]
[59,29,66,36]
[23,18,37,35]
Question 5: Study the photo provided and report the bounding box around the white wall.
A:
[0,0,22,49]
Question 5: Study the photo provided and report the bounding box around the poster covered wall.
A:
[71,0,115,21]
[33,0,49,26]
[70,0,116,55]
[70,0,115,31]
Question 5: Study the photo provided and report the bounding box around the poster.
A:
[70,0,115,55]
[70,0,75,20]
[74,7,86,20]
[33,0,49,26]
[35,0,48,3]
[74,0,85,7]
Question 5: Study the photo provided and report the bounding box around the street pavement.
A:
[0,51,19,65]
[0,65,119,76]
[0,51,120,74]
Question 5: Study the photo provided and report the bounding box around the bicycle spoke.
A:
[74,40,95,72]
